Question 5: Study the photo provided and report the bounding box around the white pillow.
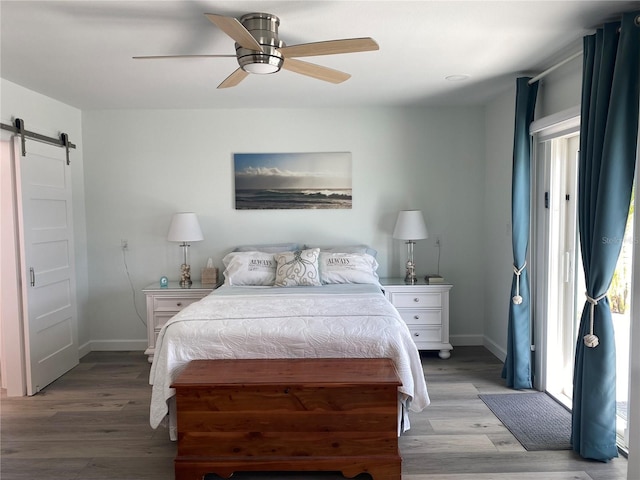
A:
[222,251,277,286]
[318,252,380,285]
[274,248,322,287]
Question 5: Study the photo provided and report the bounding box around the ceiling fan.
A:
[133,12,379,88]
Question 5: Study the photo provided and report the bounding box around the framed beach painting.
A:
[234,152,352,210]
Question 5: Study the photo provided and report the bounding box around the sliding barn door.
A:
[16,139,78,395]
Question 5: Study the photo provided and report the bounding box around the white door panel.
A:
[17,139,78,395]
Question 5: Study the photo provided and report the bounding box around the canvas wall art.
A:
[234,152,352,210]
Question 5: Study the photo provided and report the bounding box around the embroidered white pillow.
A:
[274,248,321,287]
[318,252,380,285]
[222,251,277,286]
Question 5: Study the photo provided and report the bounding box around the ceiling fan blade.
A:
[205,13,264,52]
[282,58,350,84]
[217,68,250,89]
[133,54,236,60]
[279,37,379,58]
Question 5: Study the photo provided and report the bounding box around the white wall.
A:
[81,106,486,349]
[537,55,583,118]
[0,79,90,354]
[482,82,517,359]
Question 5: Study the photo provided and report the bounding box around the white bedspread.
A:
[149,284,430,432]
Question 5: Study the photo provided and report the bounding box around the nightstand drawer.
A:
[407,326,442,344]
[389,292,441,308]
[397,309,441,325]
[153,311,177,331]
[154,297,201,312]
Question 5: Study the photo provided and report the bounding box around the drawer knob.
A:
[176,302,182,307]
[414,297,420,303]
[414,332,420,337]
[414,315,420,320]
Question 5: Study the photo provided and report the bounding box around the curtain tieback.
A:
[584,292,607,348]
[512,262,527,305]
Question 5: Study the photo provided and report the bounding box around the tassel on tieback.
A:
[584,292,607,348]
[512,262,526,305]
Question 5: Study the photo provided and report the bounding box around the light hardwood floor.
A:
[1,347,628,480]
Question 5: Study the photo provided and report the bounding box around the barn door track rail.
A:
[1,118,76,164]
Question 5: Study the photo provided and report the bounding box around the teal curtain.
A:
[502,77,538,389]
[573,11,640,461]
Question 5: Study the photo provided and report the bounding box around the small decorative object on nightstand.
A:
[380,277,453,359]
[201,257,218,287]
[424,274,444,284]
[142,281,217,362]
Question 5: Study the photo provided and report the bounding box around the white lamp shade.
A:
[393,210,428,240]
[167,212,204,242]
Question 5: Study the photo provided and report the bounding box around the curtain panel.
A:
[502,77,538,389]
[573,11,640,462]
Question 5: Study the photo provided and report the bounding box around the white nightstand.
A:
[380,277,453,359]
[142,281,216,362]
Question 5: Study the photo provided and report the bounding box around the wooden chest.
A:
[171,358,402,480]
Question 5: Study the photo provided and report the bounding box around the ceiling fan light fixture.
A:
[243,62,280,74]
[238,49,283,74]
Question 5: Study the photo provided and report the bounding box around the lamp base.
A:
[179,263,192,288]
[404,259,417,284]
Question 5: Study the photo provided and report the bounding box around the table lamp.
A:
[393,210,428,284]
[167,212,204,287]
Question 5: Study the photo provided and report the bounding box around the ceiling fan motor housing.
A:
[237,13,284,74]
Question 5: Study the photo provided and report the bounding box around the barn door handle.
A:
[29,267,35,286]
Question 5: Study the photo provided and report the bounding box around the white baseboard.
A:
[82,339,147,352]
[450,334,484,346]
[78,341,92,359]
[483,335,507,362]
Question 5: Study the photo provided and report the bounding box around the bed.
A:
[149,245,430,442]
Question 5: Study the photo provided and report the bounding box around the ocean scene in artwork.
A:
[234,152,352,210]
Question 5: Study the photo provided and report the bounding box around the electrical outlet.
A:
[121,239,128,250]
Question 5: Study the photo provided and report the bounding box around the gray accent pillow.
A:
[304,244,378,258]
[234,243,299,253]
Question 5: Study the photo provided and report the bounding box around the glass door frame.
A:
[530,107,581,393]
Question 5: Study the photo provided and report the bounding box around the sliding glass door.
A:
[534,125,633,451]
[536,132,583,403]
[611,194,634,450]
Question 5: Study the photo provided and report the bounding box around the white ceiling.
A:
[1,1,637,110]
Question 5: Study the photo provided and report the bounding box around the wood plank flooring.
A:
[1,347,628,480]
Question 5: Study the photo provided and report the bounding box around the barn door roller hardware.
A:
[0,118,76,164]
